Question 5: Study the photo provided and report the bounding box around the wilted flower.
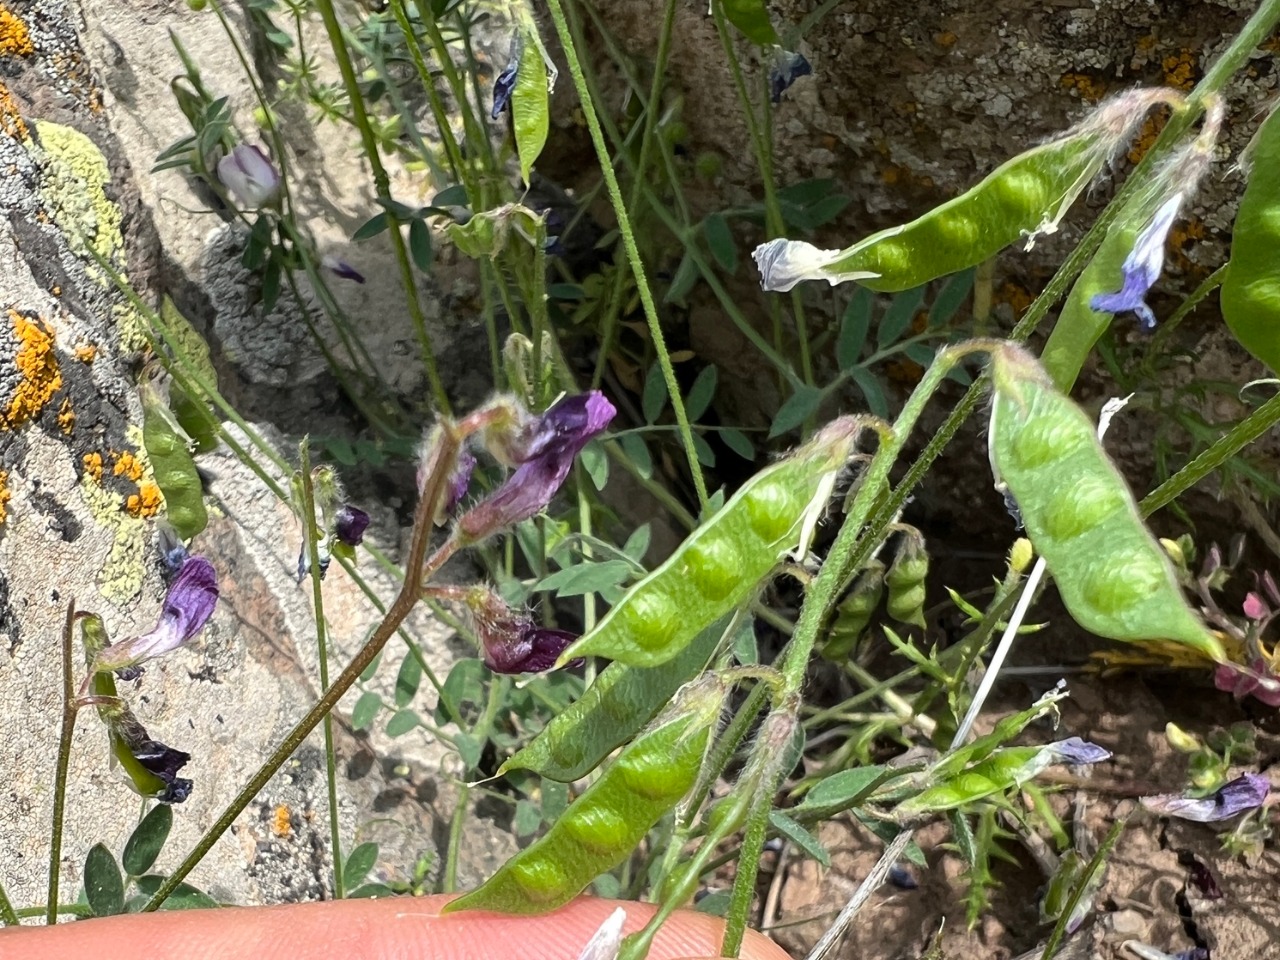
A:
[216,144,281,209]
[91,556,219,674]
[463,586,581,674]
[1089,194,1185,331]
[321,254,366,284]
[492,56,519,119]
[1141,772,1270,822]
[1045,736,1113,766]
[769,50,812,104]
[1213,658,1280,707]
[109,703,194,804]
[457,392,615,542]
[438,448,476,523]
[334,504,370,547]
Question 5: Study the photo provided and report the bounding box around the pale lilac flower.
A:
[334,504,370,546]
[458,392,615,542]
[1141,772,1270,822]
[93,556,219,673]
[1090,194,1184,331]
[216,144,281,209]
[445,448,476,515]
[1046,737,1112,766]
[321,254,365,284]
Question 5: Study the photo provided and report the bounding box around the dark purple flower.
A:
[322,254,366,284]
[1142,772,1271,823]
[491,56,519,120]
[335,504,370,546]
[108,698,193,803]
[769,50,812,104]
[216,144,281,209]
[1089,194,1183,332]
[93,556,219,672]
[1213,658,1280,707]
[458,392,615,541]
[465,587,582,674]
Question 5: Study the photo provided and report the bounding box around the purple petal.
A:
[1088,194,1183,332]
[96,556,219,670]
[335,504,370,546]
[445,448,476,516]
[322,254,366,284]
[485,626,579,674]
[491,57,519,119]
[1047,737,1112,766]
[110,703,193,803]
[1141,773,1270,822]
[769,50,812,104]
[1214,659,1280,707]
[459,392,615,540]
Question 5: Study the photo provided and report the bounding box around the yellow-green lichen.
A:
[31,120,121,264]
[79,471,148,604]
[122,423,165,519]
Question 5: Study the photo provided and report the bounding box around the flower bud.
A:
[216,144,281,209]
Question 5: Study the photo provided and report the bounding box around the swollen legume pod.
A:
[1221,104,1280,374]
[752,92,1177,294]
[446,676,726,916]
[559,418,863,669]
[988,344,1223,662]
[141,385,207,541]
[500,616,730,783]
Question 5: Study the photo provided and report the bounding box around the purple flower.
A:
[1141,772,1271,822]
[458,392,615,541]
[93,556,219,673]
[440,448,476,521]
[769,50,812,104]
[464,587,581,674]
[216,144,281,209]
[110,702,193,804]
[321,254,366,284]
[334,504,370,546]
[1089,194,1184,332]
[1213,658,1280,707]
[492,56,519,120]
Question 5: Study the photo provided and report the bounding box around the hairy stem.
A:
[46,601,78,925]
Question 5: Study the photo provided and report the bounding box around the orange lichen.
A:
[83,451,104,483]
[0,469,9,525]
[0,6,33,58]
[57,396,74,435]
[112,449,145,482]
[75,344,96,364]
[1127,114,1163,165]
[934,31,958,49]
[1162,48,1198,91]
[0,79,26,141]
[2,311,62,430]
[272,805,293,838]
[998,281,1034,317]
[126,480,162,518]
[1136,34,1157,52]
[1059,72,1106,103]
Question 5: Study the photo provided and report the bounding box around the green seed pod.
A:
[886,530,929,628]
[141,383,208,541]
[560,417,864,668]
[821,560,886,660]
[445,676,726,916]
[1221,103,1280,374]
[499,616,730,782]
[753,91,1176,294]
[988,344,1223,662]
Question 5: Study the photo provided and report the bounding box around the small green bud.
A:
[1164,722,1202,754]
[1009,537,1034,574]
[186,0,208,9]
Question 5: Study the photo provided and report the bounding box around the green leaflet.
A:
[1221,104,1280,374]
[559,417,862,668]
[721,0,778,46]
[753,136,1099,293]
[141,384,207,540]
[512,32,550,186]
[988,345,1223,661]
[500,616,731,782]
[445,677,724,916]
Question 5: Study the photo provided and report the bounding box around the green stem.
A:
[312,0,450,413]
[142,427,462,910]
[543,0,709,509]
[47,601,78,926]
[1141,387,1280,516]
[299,443,344,899]
[16,903,93,920]
[720,787,771,957]
[443,783,468,894]
[0,879,17,927]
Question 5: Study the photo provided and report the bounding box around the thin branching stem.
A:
[46,600,78,926]
[544,0,709,509]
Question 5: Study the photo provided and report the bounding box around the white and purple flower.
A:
[92,556,219,673]
[1141,772,1271,823]
[216,143,281,209]
[1090,193,1185,332]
